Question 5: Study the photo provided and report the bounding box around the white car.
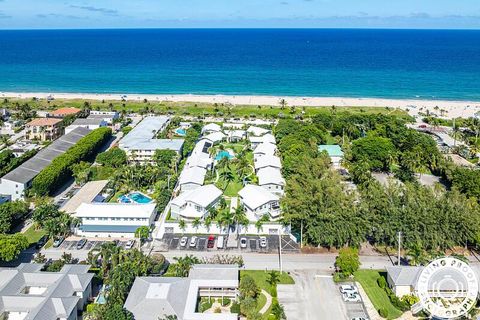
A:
[343,292,361,303]
[259,236,267,248]
[340,284,359,294]
[180,236,188,247]
[189,236,198,247]
[240,238,247,248]
[125,239,135,249]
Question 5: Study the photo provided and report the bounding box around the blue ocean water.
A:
[0,28,479,100]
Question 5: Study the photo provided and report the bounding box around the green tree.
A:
[0,201,29,233]
[335,247,360,277]
[172,255,201,277]
[351,135,396,171]
[271,302,286,320]
[96,147,127,168]
[71,161,91,184]
[0,233,29,261]
[135,226,150,245]
[267,270,280,288]
[239,275,259,299]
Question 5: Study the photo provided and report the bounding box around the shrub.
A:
[230,302,240,314]
[270,285,278,298]
[377,276,387,289]
[401,294,419,306]
[214,307,221,313]
[378,308,388,318]
[32,127,112,196]
[222,297,231,307]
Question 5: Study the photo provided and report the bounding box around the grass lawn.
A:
[241,270,294,319]
[241,270,295,290]
[4,98,410,119]
[354,270,403,319]
[22,225,46,245]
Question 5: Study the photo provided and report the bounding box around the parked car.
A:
[259,236,267,248]
[125,239,135,250]
[189,236,197,247]
[180,236,188,247]
[207,235,215,248]
[52,236,65,248]
[217,235,225,249]
[76,238,87,249]
[342,292,361,303]
[340,284,358,294]
[351,317,368,320]
[36,235,48,249]
[240,238,247,248]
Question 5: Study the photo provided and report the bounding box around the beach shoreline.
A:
[2,91,480,119]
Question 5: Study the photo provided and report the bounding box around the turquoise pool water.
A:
[129,192,152,204]
[175,128,186,136]
[215,150,234,161]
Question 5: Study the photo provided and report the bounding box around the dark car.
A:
[76,238,87,249]
[36,235,48,249]
[207,235,215,248]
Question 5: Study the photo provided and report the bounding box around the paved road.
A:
[278,270,348,320]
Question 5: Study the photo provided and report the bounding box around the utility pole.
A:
[397,231,402,266]
[278,229,283,273]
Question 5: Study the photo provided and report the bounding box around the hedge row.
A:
[32,127,112,196]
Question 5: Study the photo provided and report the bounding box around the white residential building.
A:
[0,127,91,200]
[238,184,281,221]
[89,110,119,124]
[254,154,282,172]
[124,264,239,320]
[184,139,214,170]
[225,130,246,142]
[178,166,207,192]
[249,133,276,149]
[74,202,157,238]
[119,117,184,164]
[253,142,277,157]
[65,118,107,135]
[257,167,285,196]
[247,126,270,137]
[0,263,93,320]
[170,184,222,220]
[201,131,226,145]
[201,123,222,134]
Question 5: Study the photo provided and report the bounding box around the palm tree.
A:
[179,220,187,234]
[279,99,287,110]
[220,170,234,190]
[192,218,201,232]
[267,270,280,287]
[232,205,248,236]
[173,255,200,277]
[204,216,212,232]
[218,210,234,233]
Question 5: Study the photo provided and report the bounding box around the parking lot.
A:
[161,234,299,253]
[55,239,134,251]
[337,282,369,319]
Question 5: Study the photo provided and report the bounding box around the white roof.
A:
[201,132,226,143]
[223,123,244,129]
[249,133,276,145]
[253,142,277,155]
[75,203,157,218]
[119,116,184,151]
[247,126,270,136]
[201,123,221,134]
[224,130,246,139]
[257,167,285,186]
[185,153,213,169]
[171,184,222,210]
[179,167,207,186]
[238,184,279,210]
[62,180,109,214]
[255,155,282,170]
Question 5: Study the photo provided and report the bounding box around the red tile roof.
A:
[49,107,81,116]
[27,118,63,126]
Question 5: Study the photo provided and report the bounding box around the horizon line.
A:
[1,26,480,31]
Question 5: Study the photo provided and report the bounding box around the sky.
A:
[0,0,479,29]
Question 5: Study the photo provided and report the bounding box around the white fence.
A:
[155,220,293,239]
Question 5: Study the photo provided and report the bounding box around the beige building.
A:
[26,118,63,141]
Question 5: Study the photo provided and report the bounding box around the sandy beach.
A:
[2,91,480,119]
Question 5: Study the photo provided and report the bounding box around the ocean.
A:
[0,28,479,100]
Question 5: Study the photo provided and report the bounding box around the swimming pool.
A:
[175,128,186,136]
[129,192,152,204]
[118,192,152,204]
[215,150,234,161]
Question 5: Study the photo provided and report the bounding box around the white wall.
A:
[260,184,284,196]
[0,178,26,201]
[179,183,201,193]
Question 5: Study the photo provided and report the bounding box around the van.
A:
[217,235,225,249]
